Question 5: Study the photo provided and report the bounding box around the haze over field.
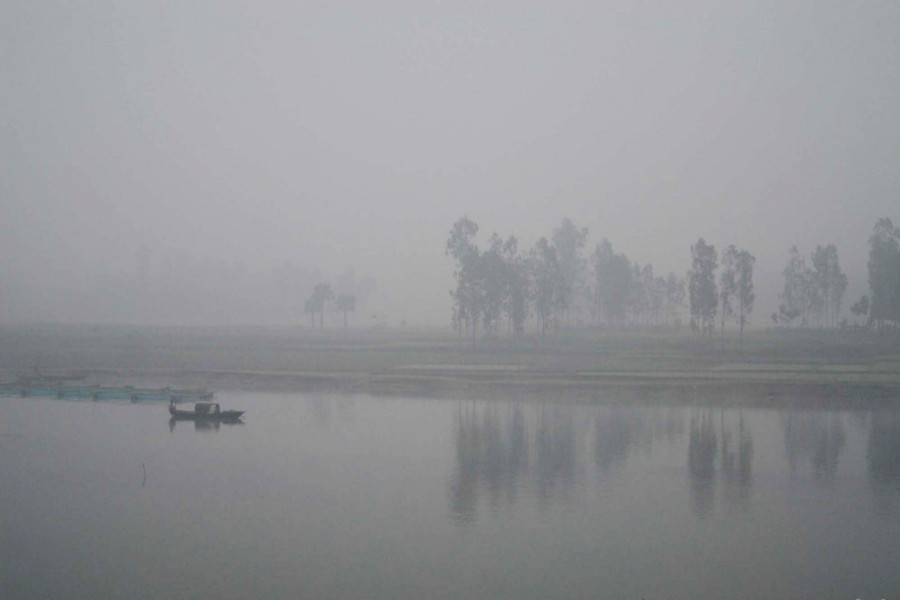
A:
[3,1,898,326]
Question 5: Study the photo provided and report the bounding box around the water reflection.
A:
[868,411,900,483]
[535,405,577,506]
[449,401,688,522]
[867,410,900,513]
[449,401,530,523]
[783,411,846,481]
[688,411,717,517]
[688,409,754,518]
[721,411,753,512]
[307,393,356,430]
[594,405,683,471]
[168,417,245,432]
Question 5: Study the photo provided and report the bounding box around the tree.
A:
[811,244,847,328]
[780,246,809,327]
[446,217,531,343]
[551,218,589,324]
[689,238,718,336]
[446,217,484,344]
[664,272,686,327]
[850,295,870,326]
[590,239,632,327]
[307,283,334,328]
[500,235,530,336]
[650,274,666,326]
[733,249,755,339]
[868,218,900,330]
[335,294,356,328]
[530,237,568,337]
[720,245,755,338]
[630,263,647,326]
[781,244,848,329]
[720,245,738,336]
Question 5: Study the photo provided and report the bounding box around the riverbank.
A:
[2,323,899,404]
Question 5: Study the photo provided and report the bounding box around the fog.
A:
[3,1,898,326]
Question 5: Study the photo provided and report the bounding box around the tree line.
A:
[444,214,900,341]
[446,216,740,342]
[851,217,900,331]
[772,218,900,332]
[302,269,378,328]
[687,239,757,339]
[774,244,848,328]
[444,214,900,340]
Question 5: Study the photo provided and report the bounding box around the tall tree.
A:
[530,238,568,337]
[689,238,718,337]
[779,246,809,327]
[500,235,530,336]
[590,239,632,327]
[335,294,356,328]
[733,249,755,339]
[811,244,847,328]
[551,218,589,324]
[850,295,870,326]
[664,272,686,327]
[307,283,333,328]
[446,217,484,344]
[480,233,510,336]
[867,218,900,330]
[720,245,739,336]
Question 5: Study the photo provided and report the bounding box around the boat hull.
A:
[169,409,244,421]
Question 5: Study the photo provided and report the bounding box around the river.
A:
[2,392,899,599]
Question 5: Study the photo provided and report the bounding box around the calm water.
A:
[2,392,900,599]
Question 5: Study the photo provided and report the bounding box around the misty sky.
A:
[2,1,898,325]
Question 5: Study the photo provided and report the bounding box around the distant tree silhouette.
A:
[590,239,632,327]
[306,283,333,328]
[734,248,755,339]
[530,238,568,337]
[850,295,870,325]
[335,294,356,328]
[868,218,900,330]
[720,245,755,338]
[689,238,718,336]
[552,218,589,324]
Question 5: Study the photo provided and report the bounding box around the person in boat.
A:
[169,398,176,415]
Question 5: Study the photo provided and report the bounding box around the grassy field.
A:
[2,323,899,402]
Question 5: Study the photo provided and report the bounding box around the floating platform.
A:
[0,383,214,402]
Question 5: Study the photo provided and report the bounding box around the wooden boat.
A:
[168,401,244,421]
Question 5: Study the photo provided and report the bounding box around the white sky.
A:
[2,1,898,325]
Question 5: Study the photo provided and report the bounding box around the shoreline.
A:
[54,365,900,409]
[2,323,899,407]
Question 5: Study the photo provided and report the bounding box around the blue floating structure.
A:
[0,378,214,403]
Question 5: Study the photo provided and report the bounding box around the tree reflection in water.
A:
[534,404,578,508]
[783,410,846,482]
[720,410,753,512]
[449,400,530,523]
[688,409,754,518]
[167,417,244,433]
[449,400,586,522]
[689,411,717,518]
[867,410,900,513]
[593,405,683,472]
[450,401,691,522]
